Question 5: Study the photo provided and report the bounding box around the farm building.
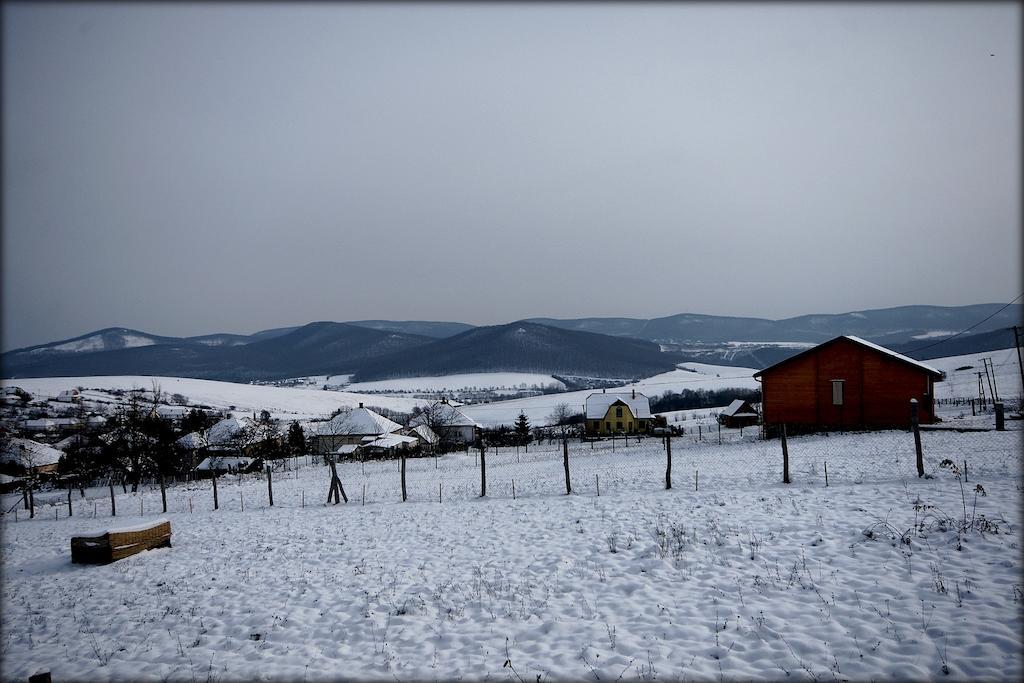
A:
[310,404,402,454]
[585,390,652,436]
[718,399,759,428]
[753,335,944,434]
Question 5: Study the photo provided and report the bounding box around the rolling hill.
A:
[350,322,679,381]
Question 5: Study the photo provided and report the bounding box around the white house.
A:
[310,404,402,454]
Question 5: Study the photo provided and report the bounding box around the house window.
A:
[615,407,623,418]
[616,421,623,431]
[831,380,845,406]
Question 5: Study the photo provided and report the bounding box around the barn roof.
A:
[585,392,651,420]
[752,335,944,379]
[720,399,757,417]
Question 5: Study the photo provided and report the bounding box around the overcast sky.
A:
[3,2,1020,350]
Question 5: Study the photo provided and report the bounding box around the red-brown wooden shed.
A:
[753,336,944,434]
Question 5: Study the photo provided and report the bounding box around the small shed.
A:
[718,399,759,428]
[753,335,944,434]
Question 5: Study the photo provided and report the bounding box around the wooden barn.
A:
[718,399,759,428]
[753,335,944,434]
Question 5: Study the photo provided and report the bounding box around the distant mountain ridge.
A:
[350,322,678,381]
[2,304,1019,381]
[527,304,1023,345]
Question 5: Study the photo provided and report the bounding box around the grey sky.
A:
[3,2,1020,351]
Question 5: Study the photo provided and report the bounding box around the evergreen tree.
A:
[287,420,307,456]
[514,411,531,445]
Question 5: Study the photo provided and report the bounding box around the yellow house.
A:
[585,390,651,435]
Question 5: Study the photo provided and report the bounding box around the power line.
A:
[907,294,1024,354]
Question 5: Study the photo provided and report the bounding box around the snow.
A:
[3,376,430,421]
[462,363,759,428]
[842,336,944,376]
[312,406,402,437]
[922,347,1023,404]
[584,392,652,420]
[342,372,566,393]
[1,427,1021,681]
[0,438,64,468]
[911,330,958,340]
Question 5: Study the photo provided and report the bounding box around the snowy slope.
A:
[1,427,1021,681]
[343,372,565,393]
[461,362,759,428]
[2,376,429,420]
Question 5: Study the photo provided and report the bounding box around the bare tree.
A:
[548,402,576,442]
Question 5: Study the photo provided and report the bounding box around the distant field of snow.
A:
[4,376,428,421]
[724,340,816,349]
[461,362,759,428]
[927,347,1022,403]
[1,427,1021,681]
[911,330,958,340]
[344,372,565,393]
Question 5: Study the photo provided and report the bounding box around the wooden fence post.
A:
[109,481,116,517]
[159,471,167,514]
[781,424,790,484]
[910,399,923,477]
[212,473,219,510]
[68,486,73,517]
[665,435,672,490]
[479,444,487,497]
[401,455,407,502]
[563,440,571,494]
[267,466,274,506]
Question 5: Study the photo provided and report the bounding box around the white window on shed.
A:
[831,380,845,406]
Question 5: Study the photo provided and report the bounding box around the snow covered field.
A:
[5,376,428,421]
[2,427,1022,681]
[343,372,565,394]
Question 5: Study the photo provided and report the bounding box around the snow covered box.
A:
[71,519,172,564]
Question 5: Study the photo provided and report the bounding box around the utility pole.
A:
[984,357,998,404]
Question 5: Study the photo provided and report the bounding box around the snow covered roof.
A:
[407,424,438,444]
[176,431,205,449]
[196,456,254,471]
[363,434,418,449]
[335,444,361,455]
[316,406,402,437]
[206,416,253,446]
[720,399,757,417]
[0,438,64,468]
[409,402,480,428]
[753,335,944,379]
[842,336,944,376]
[585,392,652,420]
[54,434,88,451]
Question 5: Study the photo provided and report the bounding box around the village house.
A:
[310,403,402,455]
[585,389,652,436]
[753,335,944,434]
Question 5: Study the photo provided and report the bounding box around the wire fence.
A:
[5,424,1020,524]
